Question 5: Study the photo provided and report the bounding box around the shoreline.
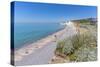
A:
[14,28,67,61]
[15,27,65,50]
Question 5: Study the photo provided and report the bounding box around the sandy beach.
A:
[15,28,67,62]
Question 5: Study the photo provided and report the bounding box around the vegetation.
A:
[80,19,90,24]
[55,25,97,62]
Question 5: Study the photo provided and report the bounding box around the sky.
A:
[12,1,97,23]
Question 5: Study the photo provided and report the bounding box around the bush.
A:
[56,40,65,54]
[56,31,97,62]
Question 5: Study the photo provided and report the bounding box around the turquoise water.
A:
[14,23,64,49]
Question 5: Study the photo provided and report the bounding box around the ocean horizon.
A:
[14,22,64,49]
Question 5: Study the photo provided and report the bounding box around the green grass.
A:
[55,25,97,62]
[80,19,90,24]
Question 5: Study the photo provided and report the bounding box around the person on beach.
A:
[54,35,57,42]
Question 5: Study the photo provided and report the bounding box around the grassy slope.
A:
[51,23,97,63]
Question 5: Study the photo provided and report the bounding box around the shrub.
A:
[56,31,97,62]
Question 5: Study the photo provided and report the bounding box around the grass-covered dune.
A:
[52,24,97,63]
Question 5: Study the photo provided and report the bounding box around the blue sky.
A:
[13,1,97,23]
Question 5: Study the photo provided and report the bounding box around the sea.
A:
[14,22,64,49]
